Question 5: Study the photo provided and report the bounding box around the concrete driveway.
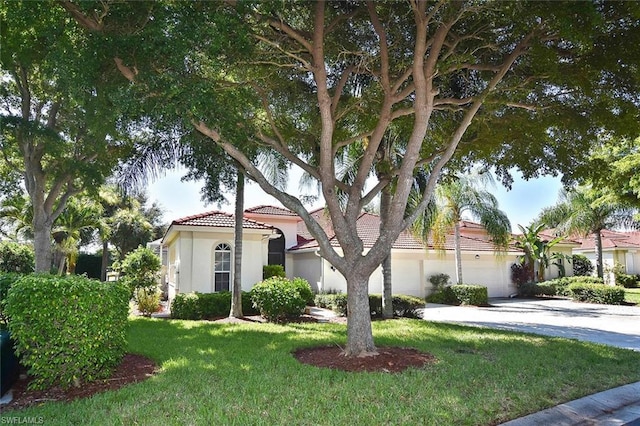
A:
[421,298,640,352]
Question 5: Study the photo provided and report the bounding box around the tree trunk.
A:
[594,231,604,279]
[101,240,109,281]
[380,184,393,319]
[345,272,377,357]
[454,221,463,284]
[230,170,244,318]
[33,217,53,273]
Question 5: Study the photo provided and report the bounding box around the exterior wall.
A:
[626,250,639,275]
[289,248,519,298]
[422,251,519,297]
[290,251,323,292]
[245,215,299,249]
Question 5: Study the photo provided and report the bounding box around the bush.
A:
[316,293,424,318]
[5,274,129,390]
[615,273,638,288]
[0,272,22,327]
[391,295,425,318]
[517,282,539,298]
[572,254,594,277]
[450,285,488,306]
[135,288,161,317]
[171,293,202,320]
[116,247,161,295]
[511,262,533,286]
[263,264,286,279]
[0,242,34,274]
[291,277,314,305]
[171,291,259,320]
[428,273,450,291]
[251,277,306,322]
[567,283,625,305]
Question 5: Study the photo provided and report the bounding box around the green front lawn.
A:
[625,287,640,304]
[4,318,640,425]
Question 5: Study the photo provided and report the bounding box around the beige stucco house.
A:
[572,230,640,282]
[161,206,526,301]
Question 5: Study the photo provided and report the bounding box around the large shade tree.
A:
[538,187,640,278]
[62,1,640,356]
[0,2,134,271]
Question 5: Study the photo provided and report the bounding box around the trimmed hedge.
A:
[567,283,625,305]
[426,285,488,306]
[615,274,638,288]
[5,274,130,390]
[170,291,259,320]
[314,293,424,318]
[251,277,307,322]
[518,276,605,298]
[0,272,22,326]
[263,264,286,279]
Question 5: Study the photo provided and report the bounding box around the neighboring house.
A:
[573,230,640,281]
[162,206,524,301]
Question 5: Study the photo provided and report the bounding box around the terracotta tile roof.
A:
[576,230,640,250]
[291,212,519,252]
[537,228,582,245]
[171,211,273,230]
[244,205,298,217]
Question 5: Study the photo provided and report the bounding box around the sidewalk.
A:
[500,381,640,425]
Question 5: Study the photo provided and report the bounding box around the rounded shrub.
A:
[250,277,306,322]
[135,287,161,317]
[291,277,314,306]
[5,274,130,390]
[171,293,202,320]
[263,264,286,279]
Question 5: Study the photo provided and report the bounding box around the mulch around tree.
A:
[0,353,158,412]
[294,345,437,373]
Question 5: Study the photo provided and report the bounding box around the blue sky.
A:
[147,168,564,231]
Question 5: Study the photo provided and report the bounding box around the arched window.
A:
[214,243,231,292]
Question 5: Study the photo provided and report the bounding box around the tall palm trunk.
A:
[230,170,244,318]
[380,184,393,319]
[454,221,463,284]
[594,230,604,279]
[101,240,109,281]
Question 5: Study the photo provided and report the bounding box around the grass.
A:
[625,287,640,304]
[3,317,640,425]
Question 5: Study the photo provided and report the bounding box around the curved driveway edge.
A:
[422,298,640,351]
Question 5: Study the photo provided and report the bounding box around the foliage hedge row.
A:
[171,291,259,320]
[5,274,130,390]
[518,276,604,298]
[567,283,626,305]
[0,242,34,274]
[314,293,424,318]
[0,272,22,326]
[426,285,488,306]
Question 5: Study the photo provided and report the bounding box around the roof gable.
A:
[244,205,299,217]
[171,210,273,230]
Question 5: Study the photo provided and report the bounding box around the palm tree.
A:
[53,197,103,274]
[417,171,511,285]
[513,223,563,282]
[538,187,639,279]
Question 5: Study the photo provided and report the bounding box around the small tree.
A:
[116,247,161,295]
[572,254,594,277]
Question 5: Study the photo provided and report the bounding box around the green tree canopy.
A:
[62,1,640,356]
